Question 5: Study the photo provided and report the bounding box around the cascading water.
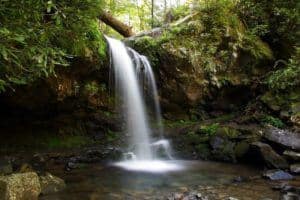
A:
[105,36,181,172]
[129,48,164,138]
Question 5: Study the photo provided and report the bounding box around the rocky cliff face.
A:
[0,55,124,152]
[126,12,273,120]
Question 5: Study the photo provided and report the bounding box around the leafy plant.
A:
[238,0,299,57]
[267,47,300,91]
[200,123,220,136]
[0,0,106,92]
[262,115,285,128]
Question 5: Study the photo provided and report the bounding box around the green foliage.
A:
[200,123,219,136]
[84,81,106,96]
[238,0,299,54]
[170,5,190,21]
[238,0,299,94]
[267,48,300,91]
[0,0,106,92]
[262,115,285,128]
[131,0,274,89]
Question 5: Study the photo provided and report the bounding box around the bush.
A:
[238,0,299,57]
[267,47,300,91]
[200,123,220,136]
[262,115,285,128]
[0,0,106,92]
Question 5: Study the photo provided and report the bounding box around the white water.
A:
[130,48,164,137]
[106,36,152,160]
[106,36,181,172]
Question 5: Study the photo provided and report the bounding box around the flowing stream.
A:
[105,36,180,172]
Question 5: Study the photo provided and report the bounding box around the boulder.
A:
[290,164,300,174]
[283,150,300,161]
[263,170,294,180]
[210,136,236,162]
[251,142,289,169]
[0,172,41,200]
[39,172,66,195]
[264,127,300,151]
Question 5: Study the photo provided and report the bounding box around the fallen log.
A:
[99,11,135,37]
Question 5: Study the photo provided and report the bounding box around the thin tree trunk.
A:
[151,0,154,28]
[99,11,135,37]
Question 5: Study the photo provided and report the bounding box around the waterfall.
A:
[106,36,152,160]
[128,48,164,138]
[106,36,181,172]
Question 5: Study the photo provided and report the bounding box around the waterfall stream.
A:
[105,36,181,172]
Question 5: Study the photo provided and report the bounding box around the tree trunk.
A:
[99,11,135,37]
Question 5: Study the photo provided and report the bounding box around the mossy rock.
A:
[210,136,236,162]
[216,126,241,139]
[261,88,300,127]
[235,141,250,158]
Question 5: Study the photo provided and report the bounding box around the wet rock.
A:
[281,192,300,200]
[263,170,294,180]
[251,142,289,169]
[232,176,248,183]
[0,172,41,200]
[31,154,46,171]
[0,159,13,175]
[39,172,66,195]
[65,161,87,171]
[210,136,236,162]
[228,197,239,200]
[264,128,300,151]
[174,193,184,200]
[272,182,293,191]
[290,164,300,173]
[19,163,34,173]
[284,151,300,161]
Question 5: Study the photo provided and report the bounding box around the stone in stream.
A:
[251,142,289,169]
[263,170,294,180]
[0,172,41,200]
[281,192,300,200]
[264,127,300,151]
[284,150,300,161]
[39,172,66,195]
[290,164,300,174]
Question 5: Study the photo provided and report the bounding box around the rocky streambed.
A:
[0,130,299,200]
[0,121,300,200]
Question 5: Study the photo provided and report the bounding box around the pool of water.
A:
[41,160,279,200]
